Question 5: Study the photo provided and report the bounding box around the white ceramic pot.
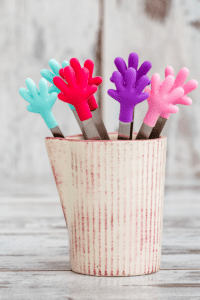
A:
[45,133,167,276]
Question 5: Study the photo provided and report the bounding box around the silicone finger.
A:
[151,73,161,94]
[41,69,54,84]
[128,52,139,70]
[110,72,116,83]
[63,66,77,86]
[27,104,37,113]
[19,88,33,103]
[62,61,69,68]
[87,95,98,111]
[144,86,151,94]
[59,68,65,79]
[165,66,174,77]
[25,78,38,98]
[135,75,150,94]
[84,59,94,77]
[183,79,198,94]
[138,92,149,103]
[58,92,68,102]
[39,78,48,98]
[49,59,61,76]
[77,67,89,88]
[136,61,152,82]
[70,58,82,81]
[173,68,189,89]
[90,76,102,86]
[85,84,97,100]
[125,68,136,89]
[114,57,127,80]
[53,76,69,94]
[165,104,179,114]
[175,95,192,106]
[112,71,124,91]
[160,75,175,94]
[169,87,184,102]
[48,85,58,93]
[107,89,120,101]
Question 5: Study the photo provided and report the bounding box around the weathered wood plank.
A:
[0,270,200,300]
[0,0,100,182]
[0,200,65,232]
[0,233,70,271]
[0,192,199,298]
[103,0,200,179]
[0,182,58,198]
[1,231,199,271]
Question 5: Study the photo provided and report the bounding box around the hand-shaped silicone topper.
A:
[53,66,97,121]
[108,68,150,123]
[41,59,69,93]
[59,58,102,111]
[19,78,58,129]
[160,67,198,119]
[110,52,152,85]
[143,74,185,127]
[41,59,75,112]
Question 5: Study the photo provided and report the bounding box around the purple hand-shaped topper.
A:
[108,68,150,123]
[110,52,152,85]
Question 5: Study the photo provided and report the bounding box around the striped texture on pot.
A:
[45,133,167,276]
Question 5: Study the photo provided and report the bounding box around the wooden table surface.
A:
[0,183,200,299]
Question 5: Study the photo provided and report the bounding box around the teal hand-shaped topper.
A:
[19,78,58,129]
[41,59,75,111]
[41,59,69,93]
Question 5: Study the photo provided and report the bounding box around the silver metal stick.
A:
[50,126,65,138]
[149,116,167,139]
[82,118,101,140]
[91,108,110,140]
[129,109,135,140]
[72,110,87,140]
[135,122,153,140]
[118,121,132,140]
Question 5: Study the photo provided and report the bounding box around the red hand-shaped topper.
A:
[53,66,97,121]
[60,58,102,111]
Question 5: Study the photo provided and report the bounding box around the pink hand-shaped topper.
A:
[145,67,198,121]
[162,67,198,118]
[53,66,97,121]
[143,74,184,127]
[59,58,102,111]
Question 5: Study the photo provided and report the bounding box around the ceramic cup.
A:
[45,133,167,276]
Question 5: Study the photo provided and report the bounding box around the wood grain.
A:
[1,270,200,299]
[0,186,200,298]
[103,0,200,180]
[1,232,200,271]
[0,0,100,182]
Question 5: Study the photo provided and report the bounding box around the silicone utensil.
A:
[41,59,69,93]
[41,59,86,138]
[19,78,64,138]
[53,65,100,140]
[63,58,110,140]
[149,67,198,139]
[108,68,150,140]
[136,74,184,140]
[110,53,152,139]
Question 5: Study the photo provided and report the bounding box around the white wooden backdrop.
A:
[0,0,200,184]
